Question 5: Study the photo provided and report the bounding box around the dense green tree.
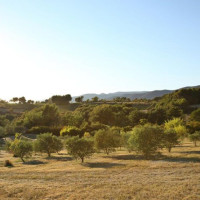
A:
[129,109,147,125]
[10,97,19,103]
[23,109,43,128]
[23,104,60,128]
[164,118,187,139]
[190,108,200,122]
[18,97,26,104]
[120,131,133,152]
[89,104,115,125]
[60,126,82,137]
[42,104,60,126]
[81,122,108,135]
[9,133,33,162]
[63,111,84,127]
[189,131,200,146]
[91,96,99,102]
[128,124,163,158]
[51,94,72,105]
[167,106,183,118]
[0,126,5,137]
[66,136,94,162]
[75,96,84,103]
[113,97,131,102]
[34,133,63,157]
[148,108,167,125]
[163,128,179,152]
[94,128,121,154]
[27,100,34,104]
[187,121,200,133]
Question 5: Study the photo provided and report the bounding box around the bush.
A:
[120,131,133,152]
[190,108,200,122]
[94,128,122,155]
[164,118,187,140]
[187,121,200,133]
[27,126,61,136]
[189,131,200,146]
[163,128,180,152]
[60,126,83,137]
[4,160,14,167]
[34,133,63,157]
[128,124,163,158]
[66,136,94,163]
[5,139,12,152]
[9,134,33,162]
[0,126,5,138]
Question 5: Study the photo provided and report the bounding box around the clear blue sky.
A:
[0,0,200,100]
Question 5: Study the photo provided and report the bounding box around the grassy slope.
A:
[0,141,200,200]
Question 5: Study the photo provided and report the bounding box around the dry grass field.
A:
[0,141,200,200]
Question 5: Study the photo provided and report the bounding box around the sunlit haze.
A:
[0,0,200,101]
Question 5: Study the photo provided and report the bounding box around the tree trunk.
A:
[194,141,197,147]
[168,147,171,153]
[21,157,25,163]
[48,151,51,157]
[81,157,84,163]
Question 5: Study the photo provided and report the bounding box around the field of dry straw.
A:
[0,141,200,200]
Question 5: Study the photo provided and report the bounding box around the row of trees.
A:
[1,103,200,139]
[6,120,199,163]
[10,97,34,104]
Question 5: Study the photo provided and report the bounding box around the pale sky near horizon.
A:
[0,0,200,101]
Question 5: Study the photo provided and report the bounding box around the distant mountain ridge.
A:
[72,85,200,101]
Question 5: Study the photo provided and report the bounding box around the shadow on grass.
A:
[162,156,200,163]
[179,151,200,154]
[46,156,73,161]
[175,145,191,148]
[108,154,200,163]
[106,154,150,161]
[83,162,125,168]
[23,160,47,165]
[57,153,68,156]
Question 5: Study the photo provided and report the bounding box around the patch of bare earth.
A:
[0,141,200,200]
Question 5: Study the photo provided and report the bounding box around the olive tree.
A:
[94,128,121,155]
[9,133,33,162]
[163,128,179,152]
[128,124,163,158]
[66,136,94,163]
[164,118,187,140]
[34,133,63,157]
[189,131,200,146]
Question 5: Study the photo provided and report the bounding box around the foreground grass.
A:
[0,141,200,200]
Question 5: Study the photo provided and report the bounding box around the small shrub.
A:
[27,126,61,136]
[0,126,5,138]
[60,126,82,137]
[4,160,14,167]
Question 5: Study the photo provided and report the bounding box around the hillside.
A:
[72,85,200,101]
[72,90,173,101]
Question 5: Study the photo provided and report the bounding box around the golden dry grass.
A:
[0,141,200,200]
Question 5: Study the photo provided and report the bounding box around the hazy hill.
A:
[72,85,200,101]
[72,90,173,101]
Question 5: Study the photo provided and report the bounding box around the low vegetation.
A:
[0,88,200,199]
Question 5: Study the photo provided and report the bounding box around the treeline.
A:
[5,121,200,163]
[0,100,200,138]
[0,88,200,141]
[1,88,200,163]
